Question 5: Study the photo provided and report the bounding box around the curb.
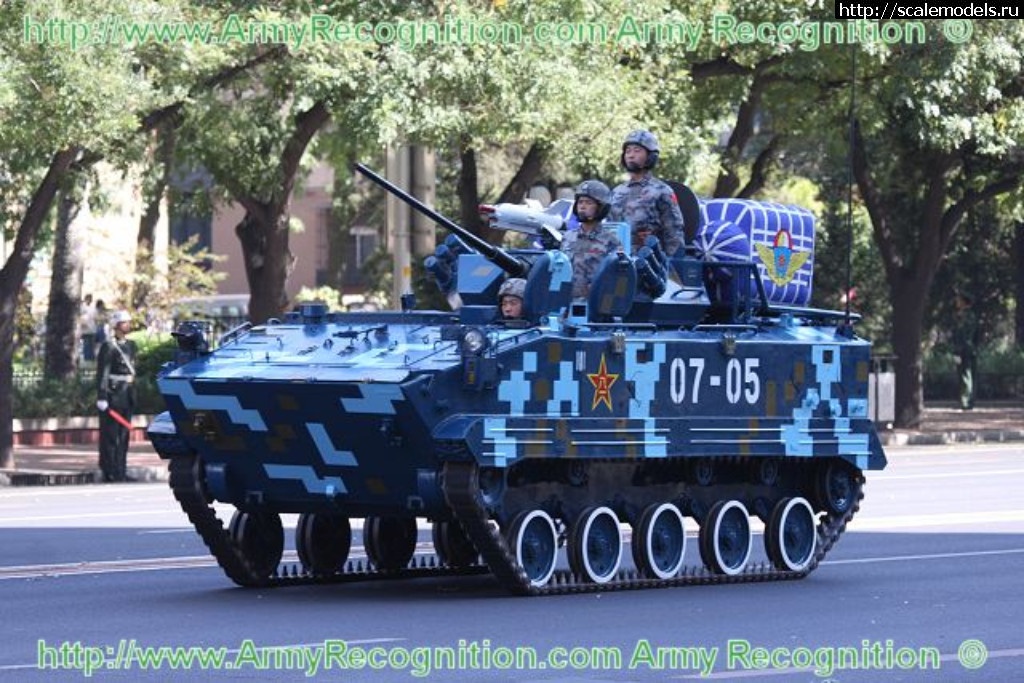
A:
[879,429,1024,446]
[0,464,168,488]
[0,470,98,487]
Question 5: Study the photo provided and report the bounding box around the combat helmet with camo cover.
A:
[621,129,660,170]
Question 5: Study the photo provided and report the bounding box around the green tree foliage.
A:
[128,235,226,331]
[4,0,1022,446]
[174,3,386,323]
[294,285,343,311]
[929,197,1018,355]
[846,20,1024,426]
[0,0,174,467]
[811,176,891,347]
[0,0,268,464]
[370,0,672,235]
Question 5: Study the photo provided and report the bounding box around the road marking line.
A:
[0,543,444,580]
[875,468,1024,480]
[4,543,1021,581]
[888,443,1022,453]
[827,547,1024,565]
[0,509,172,523]
[849,510,1024,530]
[0,482,168,499]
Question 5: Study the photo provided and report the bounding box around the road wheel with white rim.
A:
[631,503,686,579]
[765,497,818,572]
[568,506,623,584]
[507,509,558,587]
[699,500,752,576]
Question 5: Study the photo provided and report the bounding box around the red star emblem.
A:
[587,354,619,411]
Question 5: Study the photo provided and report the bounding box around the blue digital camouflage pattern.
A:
[153,162,889,592]
[152,308,885,516]
[608,174,685,256]
[149,178,883,528]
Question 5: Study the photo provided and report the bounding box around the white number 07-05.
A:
[669,357,761,405]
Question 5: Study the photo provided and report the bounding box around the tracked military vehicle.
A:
[148,163,886,595]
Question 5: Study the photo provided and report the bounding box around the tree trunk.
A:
[327,164,354,291]
[890,286,927,428]
[738,135,780,199]
[1017,221,1024,349]
[236,210,292,324]
[411,146,437,258]
[714,72,767,199]
[458,142,549,246]
[1,148,80,469]
[496,142,549,205]
[43,180,87,380]
[457,145,486,237]
[134,124,176,309]
[223,101,328,325]
[0,292,18,470]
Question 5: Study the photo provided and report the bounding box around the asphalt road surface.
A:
[1,444,1022,682]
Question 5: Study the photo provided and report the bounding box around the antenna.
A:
[844,43,857,328]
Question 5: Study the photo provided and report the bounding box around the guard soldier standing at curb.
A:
[952,292,978,411]
[560,179,622,299]
[608,129,685,256]
[96,310,137,482]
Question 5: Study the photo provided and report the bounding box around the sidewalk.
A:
[0,442,166,487]
[878,402,1024,446]
[1,403,1022,487]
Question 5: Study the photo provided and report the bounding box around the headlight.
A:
[461,328,488,354]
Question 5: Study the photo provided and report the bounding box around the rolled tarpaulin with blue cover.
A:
[696,198,816,306]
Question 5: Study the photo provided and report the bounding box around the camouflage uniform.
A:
[561,225,622,299]
[608,174,685,257]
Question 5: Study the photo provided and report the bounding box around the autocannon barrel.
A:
[354,163,529,278]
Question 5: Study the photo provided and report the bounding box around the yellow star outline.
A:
[587,354,619,411]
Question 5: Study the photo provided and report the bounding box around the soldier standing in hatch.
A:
[560,179,622,299]
[96,310,137,482]
[498,278,527,320]
[608,129,685,257]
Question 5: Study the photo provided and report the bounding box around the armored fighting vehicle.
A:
[148,164,886,595]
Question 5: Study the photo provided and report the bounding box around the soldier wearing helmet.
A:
[498,278,526,320]
[560,180,623,299]
[608,129,685,256]
[95,309,137,482]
